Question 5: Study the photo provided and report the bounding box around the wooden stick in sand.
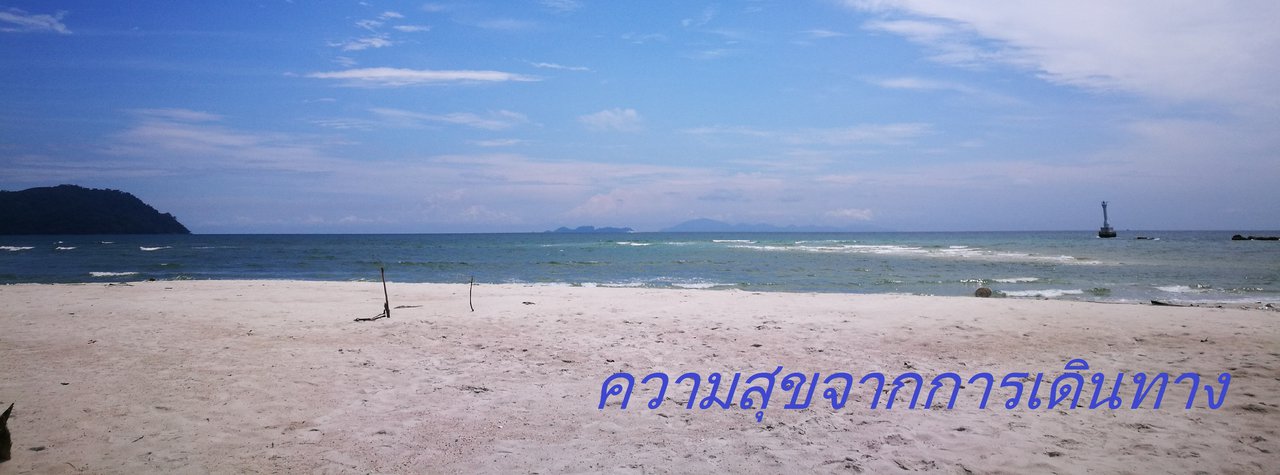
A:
[354,266,391,322]
[469,275,475,312]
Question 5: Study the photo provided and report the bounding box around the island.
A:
[0,184,191,234]
[545,225,634,234]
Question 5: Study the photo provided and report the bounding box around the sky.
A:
[1,1,1278,233]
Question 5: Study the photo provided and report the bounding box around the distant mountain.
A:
[0,185,191,235]
[661,218,882,233]
[545,225,634,233]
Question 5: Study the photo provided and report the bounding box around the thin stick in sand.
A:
[354,267,391,322]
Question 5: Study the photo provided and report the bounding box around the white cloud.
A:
[379,11,405,20]
[579,108,643,132]
[475,18,537,31]
[355,19,383,31]
[0,8,70,34]
[370,108,529,130]
[621,32,667,44]
[306,67,539,87]
[529,61,590,72]
[686,123,929,146]
[393,25,431,32]
[107,111,342,174]
[471,138,527,147]
[333,36,392,51]
[872,77,973,93]
[540,0,582,13]
[682,6,717,28]
[826,208,874,221]
[847,1,1280,112]
[129,108,223,122]
[803,29,847,39]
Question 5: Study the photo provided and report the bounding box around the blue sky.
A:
[2,1,1277,233]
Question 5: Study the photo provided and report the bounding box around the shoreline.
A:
[2,280,1278,473]
[6,278,1279,311]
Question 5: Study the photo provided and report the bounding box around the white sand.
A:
[1,281,1277,473]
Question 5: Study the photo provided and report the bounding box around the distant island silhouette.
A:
[0,184,190,235]
[546,226,635,234]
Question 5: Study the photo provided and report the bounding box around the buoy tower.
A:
[1098,201,1117,238]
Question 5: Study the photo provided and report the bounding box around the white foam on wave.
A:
[140,246,172,251]
[614,241,651,246]
[56,246,76,250]
[90,271,139,277]
[712,239,756,244]
[1003,289,1084,298]
[1156,285,1210,293]
[995,277,1041,283]
[2,246,35,251]
[731,242,1101,265]
[100,241,114,244]
[670,282,729,289]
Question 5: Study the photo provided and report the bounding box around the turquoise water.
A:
[2,231,1277,304]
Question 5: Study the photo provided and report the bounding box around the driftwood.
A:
[1,402,13,463]
[1150,300,1190,307]
[469,275,475,312]
[354,267,392,322]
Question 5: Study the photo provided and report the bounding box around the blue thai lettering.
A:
[926,372,962,409]
[859,372,886,409]
[641,372,670,410]
[1130,372,1169,409]
[887,372,923,409]
[599,372,635,409]
[781,372,819,409]
[675,372,701,409]
[823,372,854,409]
[740,366,783,412]
[699,372,742,410]
[1088,372,1124,410]
[967,373,995,409]
[1048,359,1088,409]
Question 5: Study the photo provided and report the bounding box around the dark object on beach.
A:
[0,184,190,234]
[354,267,392,322]
[1233,234,1279,241]
[1097,201,1116,238]
[1,402,13,463]
[469,276,475,312]
[1150,300,1190,307]
[974,287,993,298]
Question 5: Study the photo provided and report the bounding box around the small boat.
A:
[1097,201,1116,238]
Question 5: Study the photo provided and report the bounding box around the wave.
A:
[1156,284,1211,293]
[56,246,76,250]
[712,239,756,244]
[1002,289,1085,298]
[728,243,1099,264]
[140,246,172,251]
[90,271,139,277]
[2,246,35,251]
[614,241,651,246]
[994,277,1041,283]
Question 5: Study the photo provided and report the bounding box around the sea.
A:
[2,231,1277,306]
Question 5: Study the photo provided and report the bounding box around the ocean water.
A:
[2,232,1277,305]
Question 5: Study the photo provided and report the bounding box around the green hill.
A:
[0,185,190,234]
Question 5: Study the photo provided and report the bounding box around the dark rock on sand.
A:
[1,402,12,463]
[974,287,993,298]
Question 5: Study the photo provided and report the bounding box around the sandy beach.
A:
[1,281,1277,474]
